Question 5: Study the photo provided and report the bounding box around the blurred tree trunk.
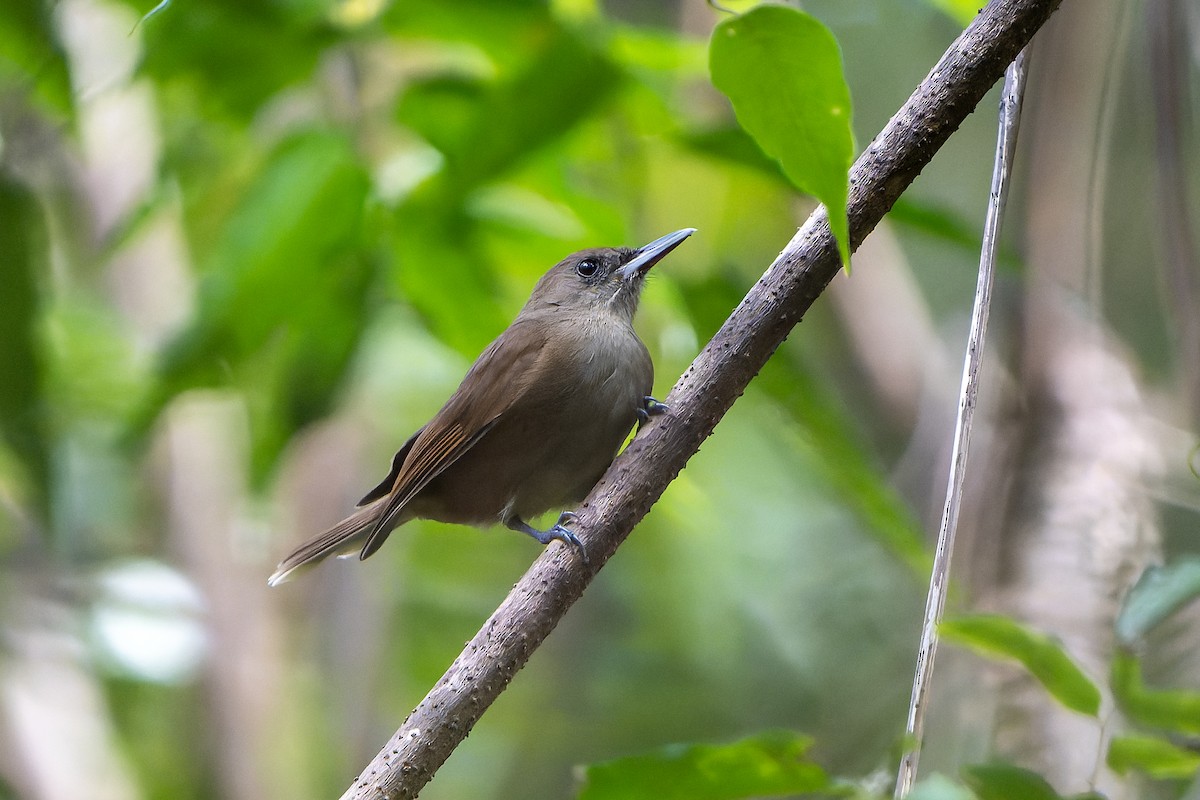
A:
[161,396,285,800]
[979,1,1163,794]
[865,0,1175,789]
[0,593,140,800]
[274,417,393,772]
[1147,0,1200,427]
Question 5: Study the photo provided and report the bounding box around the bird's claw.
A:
[637,396,669,429]
[510,512,589,565]
[549,511,588,565]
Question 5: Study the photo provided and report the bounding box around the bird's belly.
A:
[413,350,649,526]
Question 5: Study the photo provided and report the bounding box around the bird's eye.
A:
[575,259,599,278]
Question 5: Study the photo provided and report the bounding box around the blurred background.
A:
[1,0,1198,797]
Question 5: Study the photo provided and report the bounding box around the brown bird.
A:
[268,228,695,585]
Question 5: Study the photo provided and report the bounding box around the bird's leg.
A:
[505,512,589,564]
[636,395,670,430]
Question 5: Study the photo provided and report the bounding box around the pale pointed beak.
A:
[618,228,696,280]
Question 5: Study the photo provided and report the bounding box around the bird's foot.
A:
[507,512,589,565]
[636,395,670,429]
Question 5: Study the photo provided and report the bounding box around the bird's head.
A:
[528,228,695,321]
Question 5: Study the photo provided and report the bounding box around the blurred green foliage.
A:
[1107,734,1200,781]
[0,0,70,111]
[940,614,1101,717]
[578,730,836,799]
[0,0,1195,799]
[0,0,931,795]
[1115,558,1200,646]
[962,763,1104,800]
[0,177,51,516]
[138,130,374,480]
[1111,649,1200,736]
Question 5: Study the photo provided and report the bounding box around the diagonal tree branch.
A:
[343,0,1065,797]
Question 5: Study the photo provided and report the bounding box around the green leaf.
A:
[137,132,372,479]
[0,0,71,113]
[941,614,1101,716]
[391,22,626,355]
[391,199,510,356]
[679,127,1018,268]
[381,0,551,72]
[1111,649,1200,735]
[397,75,489,162]
[709,5,854,266]
[962,763,1069,800]
[140,0,335,120]
[908,774,976,800]
[766,356,928,575]
[421,23,625,192]
[678,124,790,181]
[923,0,981,27]
[157,132,368,371]
[577,731,835,800]
[1115,559,1200,645]
[0,176,50,513]
[1107,733,1200,780]
[607,24,709,78]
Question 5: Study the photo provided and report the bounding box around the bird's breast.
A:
[410,314,653,527]
[502,315,652,515]
[551,315,652,420]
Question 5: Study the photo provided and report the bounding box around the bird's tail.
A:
[268,499,387,586]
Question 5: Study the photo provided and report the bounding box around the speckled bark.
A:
[342,0,1065,797]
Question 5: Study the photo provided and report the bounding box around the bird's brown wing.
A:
[358,320,549,559]
[357,427,422,506]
